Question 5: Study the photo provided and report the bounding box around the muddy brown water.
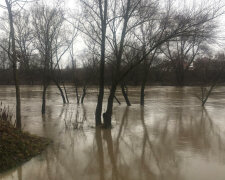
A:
[1,85,225,180]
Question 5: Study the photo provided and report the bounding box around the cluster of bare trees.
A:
[0,0,224,129]
[0,0,77,128]
[80,0,224,128]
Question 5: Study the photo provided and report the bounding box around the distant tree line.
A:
[1,55,225,86]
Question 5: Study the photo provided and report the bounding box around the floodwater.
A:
[1,85,225,180]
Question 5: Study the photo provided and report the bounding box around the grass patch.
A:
[0,120,50,173]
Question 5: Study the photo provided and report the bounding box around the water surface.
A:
[1,85,225,180]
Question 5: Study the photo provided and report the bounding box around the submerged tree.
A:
[0,0,24,129]
[32,2,65,114]
[80,0,109,126]
[101,0,223,128]
[195,53,225,106]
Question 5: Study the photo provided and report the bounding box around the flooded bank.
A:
[1,85,225,180]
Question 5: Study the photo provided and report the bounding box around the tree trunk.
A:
[96,87,104,125]
[95,0,108,126]
[176,74,184,86]
[53,78,66,104]
[140,58,152,106]
[121,83,131,106]
[103,83,117,128]
[5,0,21,129]
[114,95,121,105]
[175,67,184,86]
[57,65,69,103]
[81,85,86,104]
[75,85,79,104]
[41,84,48,114]
[140,84,145,106]
[201,84,216,106]
[62,82,69,103]
[140,68,149,106]
[13,62,21,129]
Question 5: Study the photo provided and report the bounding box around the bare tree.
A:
[80,54,98,104]
[80,0,108,126]
[14,11,33,72]
[195,53,225,106]
[1,0,26,129]
[95,0,108,126]
[103,0,146,128]
[140,52,157,106]
[69,39,80,104]
[32,2,65,114]
[161,35,210,86]
[51,17,79,105]
[102,0,223,128]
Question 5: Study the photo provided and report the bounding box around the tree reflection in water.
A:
[1,101,225,180]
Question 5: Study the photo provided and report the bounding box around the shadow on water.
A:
[1,86,225,180]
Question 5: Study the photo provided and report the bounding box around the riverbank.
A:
[0,121,50,173]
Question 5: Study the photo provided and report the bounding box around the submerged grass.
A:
[0,103,50,173]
